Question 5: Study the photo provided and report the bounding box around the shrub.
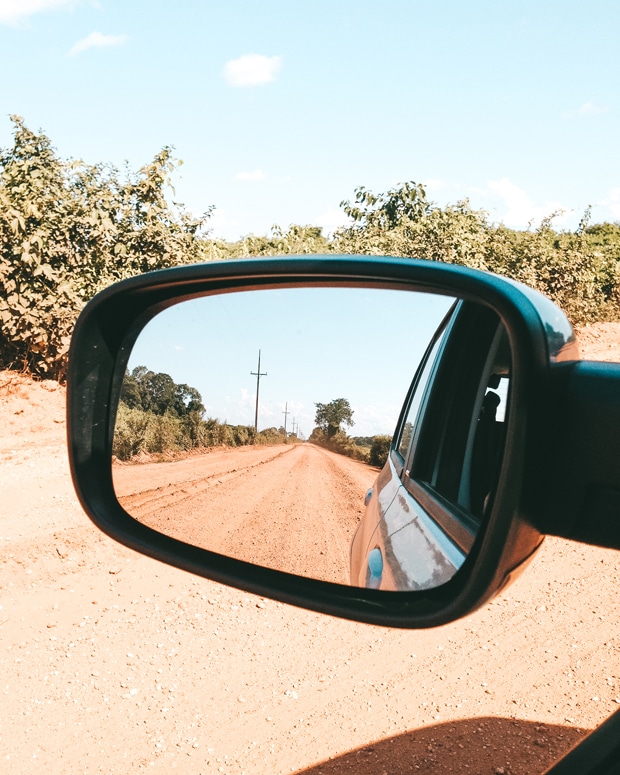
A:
[369,435,392,467]
[145,414,183,454]
[113,405,151,460]
[0,117,210,380]
[256,426,287,445]
[335,182,620,326]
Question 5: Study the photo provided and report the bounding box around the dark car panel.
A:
[367,464,466,591]
[351,297,513,591]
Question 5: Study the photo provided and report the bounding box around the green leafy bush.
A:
[113,405,153,460]
[205,224,330,260]
[255,426,288,445]
[113,367,272,460]
[308,427,369,462]
[0,117,210,379]
[3,113,620,385]
[335,182,620,325]
[368,435,392,467]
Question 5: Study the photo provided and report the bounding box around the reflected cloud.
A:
[69,31,128,56]
[562,101,609,118]
[0,0,79,26]
[223,53,282,87]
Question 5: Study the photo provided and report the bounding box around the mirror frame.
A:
[67,255,577,628]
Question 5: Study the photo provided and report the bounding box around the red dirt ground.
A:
[1,323,619,774]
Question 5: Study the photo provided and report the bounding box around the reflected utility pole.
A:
[282,402,290,435]
[250,350,267,432]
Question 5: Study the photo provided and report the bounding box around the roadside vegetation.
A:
[309,398,392,468]
[2,116,620,386]
[113,366,298,462]
[113,373,377,466]
[0,117,209,380]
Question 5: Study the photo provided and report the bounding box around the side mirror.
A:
[67,255,620,627]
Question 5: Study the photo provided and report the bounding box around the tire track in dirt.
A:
[115,444,297,518]
[116,443,376,585]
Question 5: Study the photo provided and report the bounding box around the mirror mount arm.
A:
[531,361,620,550]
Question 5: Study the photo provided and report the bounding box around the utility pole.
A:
[250,350,267,432]
[282,402,290,435]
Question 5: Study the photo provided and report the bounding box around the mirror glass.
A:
[113,287,465,587]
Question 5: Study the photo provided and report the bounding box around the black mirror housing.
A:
[68,255,617,628]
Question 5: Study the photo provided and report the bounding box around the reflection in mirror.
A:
[357,303,513,592]
[112,287,459,587]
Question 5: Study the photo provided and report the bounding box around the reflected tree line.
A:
[113,366,298,461]
[113,370,391,467]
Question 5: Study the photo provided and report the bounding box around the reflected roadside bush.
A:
[113,405,185,460]
[113,404,299,461]
[309,427,395,465]
[369,435,392,467]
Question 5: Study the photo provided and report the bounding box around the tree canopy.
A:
[2,116,620,384]
[120,366,205,418]
[314,398,355,438]
[0,116,210,379]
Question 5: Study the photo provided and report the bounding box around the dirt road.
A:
[1,323,620,774]
[115,444,372,584]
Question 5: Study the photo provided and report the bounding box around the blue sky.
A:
[128,288,454,436]
[1,1,619,240]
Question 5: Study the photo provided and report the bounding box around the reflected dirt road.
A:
[114,443,377,584]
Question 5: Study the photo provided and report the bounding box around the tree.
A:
[142,371,176,415]
[205,223,331,260]
[334,180,620,325]
[119,366,205,418]
[173,383,205,416]
[314,398,354,439]
[0,116,212,379]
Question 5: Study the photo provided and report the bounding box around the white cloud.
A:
[235,169,265,182]
[0,0,78,25]
[313,206,350,235]
[207,208,239,239]
[239,387,254,407]
[69,30,127,56]
[487,177,568,228]
[601,187,620,219]
[562,101,608,118]
[223,54,282,87]
[352,403,402,437]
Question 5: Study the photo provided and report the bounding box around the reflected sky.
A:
[127,288,455,437]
